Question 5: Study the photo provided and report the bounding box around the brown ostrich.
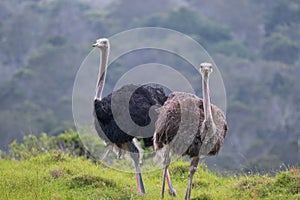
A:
[154,63,228,200]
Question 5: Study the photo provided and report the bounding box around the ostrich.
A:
[92,38,176,195]
[154,63,227,199]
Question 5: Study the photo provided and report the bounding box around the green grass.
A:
[0,152,299,200]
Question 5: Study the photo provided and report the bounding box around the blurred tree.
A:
[108,0,175,29]
[211,41,250,58]
[139,7,232,47]
[47,36,67,47]
[261,33,300,64]
[265,1,300,36]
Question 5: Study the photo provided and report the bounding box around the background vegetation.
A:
[0,0,299,173]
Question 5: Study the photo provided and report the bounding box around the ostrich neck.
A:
[95,47,109,100]
[202,74,213,123]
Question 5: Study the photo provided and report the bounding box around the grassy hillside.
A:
[0,151,299,200]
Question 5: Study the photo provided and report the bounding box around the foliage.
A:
[265,1,300,35]
[211,41,250,58]
[139,7,232,47]
[261,33,300,64]
[6,130,89,160]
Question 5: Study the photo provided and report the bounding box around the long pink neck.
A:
[202,74,213,122]
[95,47,109,100]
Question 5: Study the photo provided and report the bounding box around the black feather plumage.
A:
[94,84,168,149]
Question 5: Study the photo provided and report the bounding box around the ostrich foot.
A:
[137,191,146,195]
[168,188,176,196]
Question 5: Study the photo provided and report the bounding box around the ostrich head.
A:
[92,38,109,50]
[199,62,213,77]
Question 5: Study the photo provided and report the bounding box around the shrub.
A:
[7,130,91,160]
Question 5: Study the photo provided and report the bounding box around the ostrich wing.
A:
[207,105,227,155]
[154,92,204,156]
[154,92,227,156]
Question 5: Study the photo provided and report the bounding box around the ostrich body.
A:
[92,38,176,195]
[154,63,227,199]
[94,84,166,148]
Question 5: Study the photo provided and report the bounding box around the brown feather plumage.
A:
[154,91,227,158]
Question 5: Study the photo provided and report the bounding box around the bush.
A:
[7,130,90,160]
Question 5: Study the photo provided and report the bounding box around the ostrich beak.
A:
[92,43,98,47]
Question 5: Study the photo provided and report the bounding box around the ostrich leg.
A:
[161,146,171,199]
[166,169,176,196]
[125,141,146,194]
[100,144,113,161]
[185,157,199,200]
[160,146,176,198]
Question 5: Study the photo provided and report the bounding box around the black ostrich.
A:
[154,63,228,199]
[92,38,176,195]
